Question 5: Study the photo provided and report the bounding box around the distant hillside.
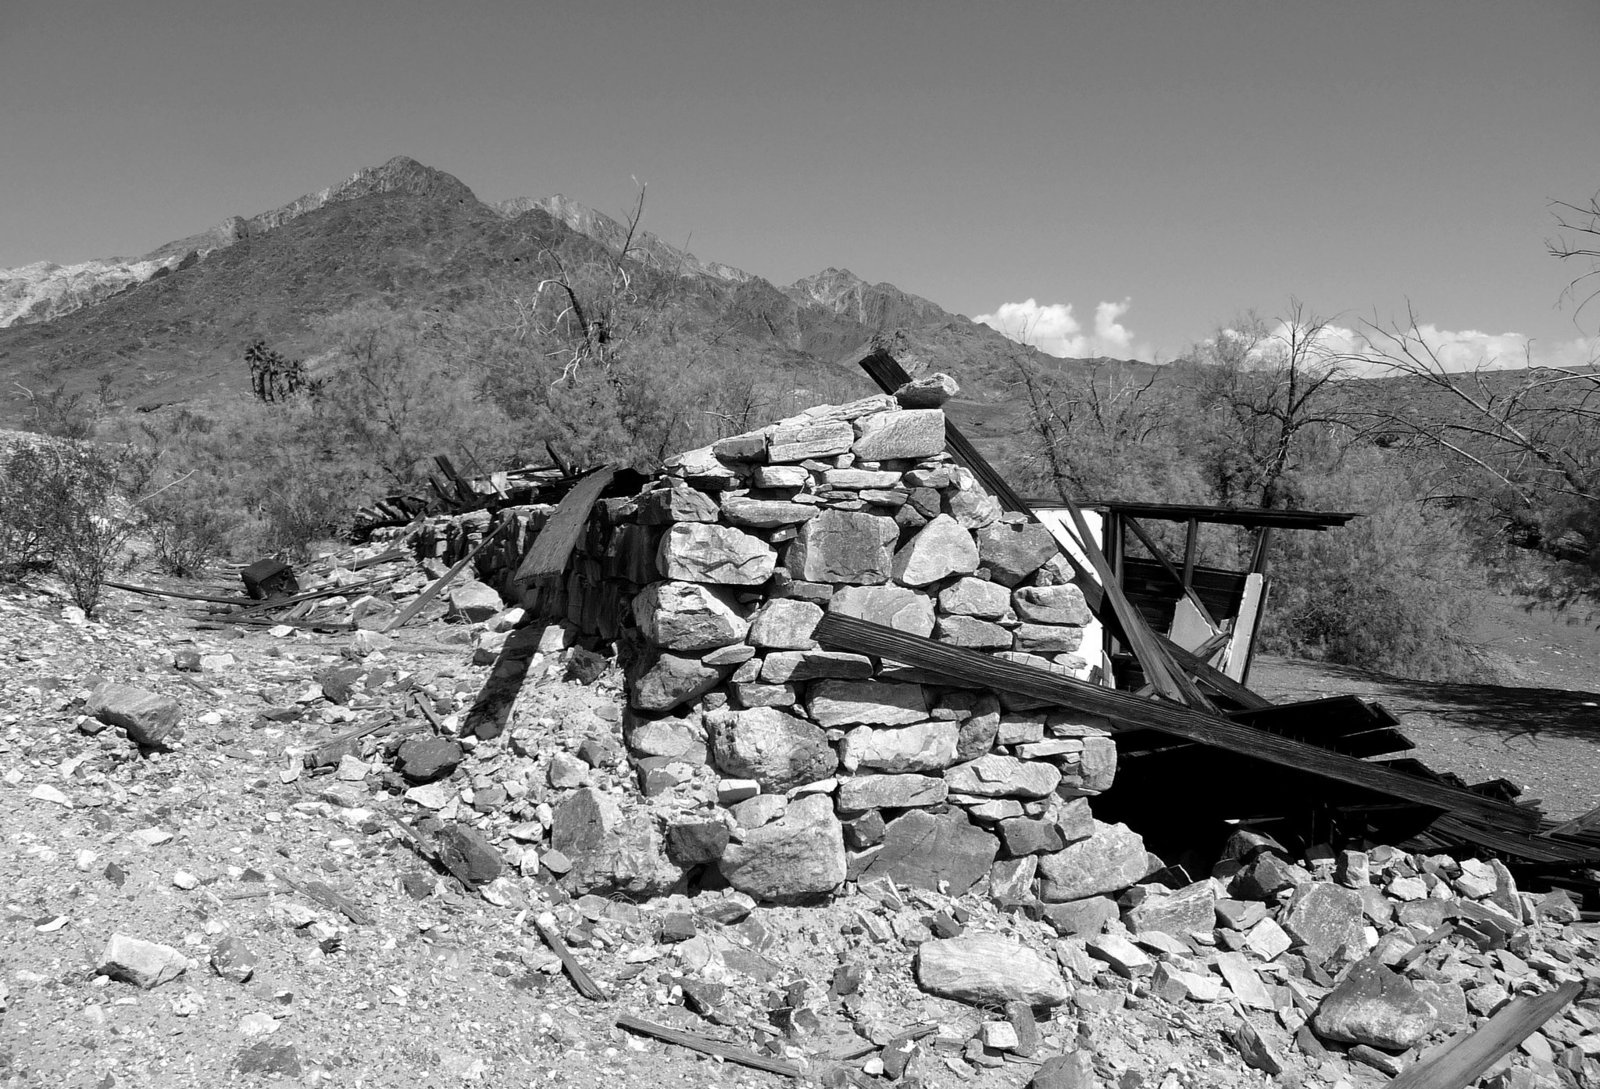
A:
[0,156,1124,428]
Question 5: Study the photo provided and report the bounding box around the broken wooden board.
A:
[1387,980,1580,1089]
[382,521,509,634]
[615,1013,802,1078]
[512,465,618,583]
[813,613,1542,833]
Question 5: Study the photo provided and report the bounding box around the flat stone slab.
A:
[916,934,1069,1008]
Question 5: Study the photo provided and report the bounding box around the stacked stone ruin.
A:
[520,388,1153,906]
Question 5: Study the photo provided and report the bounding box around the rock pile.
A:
[517,390,1147,908]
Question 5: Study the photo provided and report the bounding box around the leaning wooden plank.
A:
[382,522,509,634]
[511,464,617,583]
[813,613,1541,831]
[1162,636,1274,710]
[857,349,1211,710]
[1386,981,1581,1089]
[534,913,605,1000]
[615,1013,802,1078]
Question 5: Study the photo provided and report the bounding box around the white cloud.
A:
[974,296,1150,360]
[1326,324,1596,377]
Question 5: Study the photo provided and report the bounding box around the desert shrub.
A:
[1260,448,1489,679]
[142,484,236,577]
[0,442,135,615]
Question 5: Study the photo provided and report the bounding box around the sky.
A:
[3,1,1597,366]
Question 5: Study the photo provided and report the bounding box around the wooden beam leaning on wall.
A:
[855,347,1215,711]
[812,612,1543,833]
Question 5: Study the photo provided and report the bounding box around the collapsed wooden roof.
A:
[848,347,1600,869]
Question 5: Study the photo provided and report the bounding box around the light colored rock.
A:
[1213,950,1275,1010]
[1013,584,1092,626]
[753,464,810,488]
[1012,623,1083,654]
[636,482,722,523]
[852,409,946,461]
[719,794,845,903]
[807,680,928,727]
[1282,882,1367,966]
[1122,880,1216,938]
[657,524,776,586]
[759,650,874,684]
[892,514,979,587]
[86,682,182,748]
[446,579,503,622]
[1086,933,1154,978]
[822,469,900,489]
[916,934,1069,1008]
[829,585,936,637]
[938,576,1012,619]
[768,419,855,463]
[944,755,1060,799]
[746,599,824,649]
[720,497,819,529]
[841,721,960,773]
[633,581,748,650]
[1312,961,1438,1050]
[837,774,949,812]
[786,510,898,584]
[707,708,838,791]
[100,934,189,988]
[935,615,1012,648]
[1038,820,1149,901]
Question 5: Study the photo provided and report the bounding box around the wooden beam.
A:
[511,465,617,583]
[1387,981,1580,1089]
[1123,515,1220,630]
[812,613,1541,831]
[615,1014,801,1078]
[1181,517,1199,588]
[382,522,509,634]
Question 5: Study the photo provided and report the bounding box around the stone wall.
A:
[528,392,1147,906]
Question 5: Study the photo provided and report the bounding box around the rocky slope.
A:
[0,156,1099,427]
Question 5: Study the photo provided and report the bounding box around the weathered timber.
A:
[1387,981,1581,1089]
[107,580,255,606]
[535,914,605,1000]
[1122,515,1220,630]
[382,521,510,634]
[1161,636,1273,710]
[512,465,618,583]
[856,348,1214,711]
[1545,799,1600,839]
[813,613,1540,831]
[615,1014,802,1078]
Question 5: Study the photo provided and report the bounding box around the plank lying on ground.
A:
[382,521,509,634]
[205,615,357,632]
[107,580,255,606]
[512,464,617,582]
[233,572,400,616]
[813,613,1540,831]
[1545,799,1600,839]
[1387,981,1581,1089]
[534,913,605,1000]
[615,1013,802,1078]
[273,871,374,925]
[857,348,1213,711]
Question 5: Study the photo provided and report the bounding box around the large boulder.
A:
[938,577,1012,620]
[633,581,748,651]
[720,794,846,903]
[787,510,898,584]
[86,682,182,748]
[976,523,1061,587]
[1038,821,1150,902]
[840,721,960,773]
[1012,584,1092,626]
[707,708,838,791]
[944,755,1060,798]
[657,523,776,586]
[916,934,1069,1008]
[746,599,824,649]
[852,409,946,461]
[1311,961,1438,1050]
[837,774,949,812]
[1281,882,1368,966]
[892,514,980,587]
[768,420,855,463]
[720,497,819,529]
[550,787,681,898]
[854,808,997,894]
